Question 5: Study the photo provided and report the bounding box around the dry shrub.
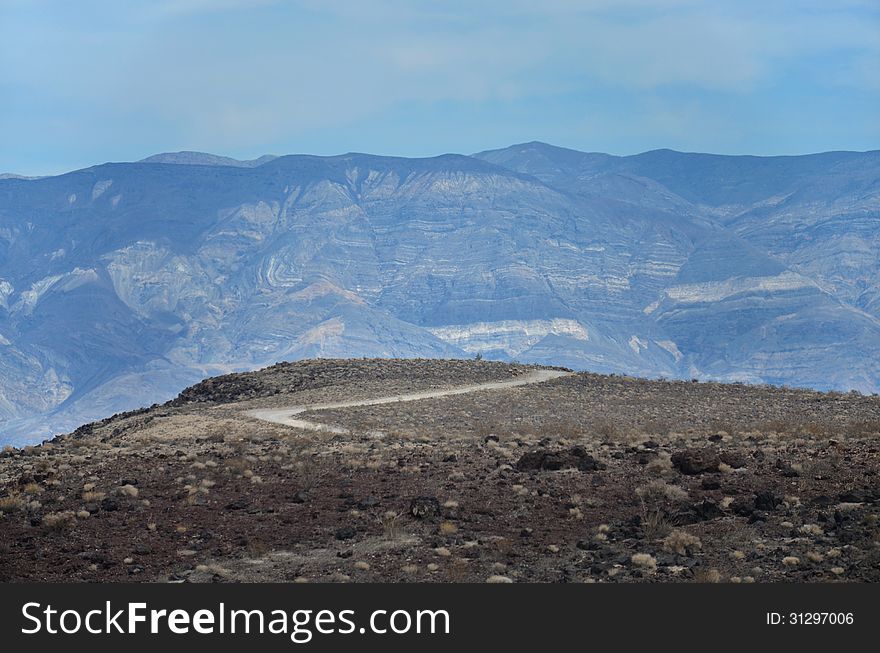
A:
[295,460,326,492]
[631,553,657,571]
[636,480,689,505]
[641,508,673,540]
[663,530,702,556]
[592,420,617,440]
[0,495,25,513]
[693,568,722,583]
[245,537,270,558]
[377,511,403,540]
[646,452,673,476]
[43,511,76,532]
[118,484,139,498]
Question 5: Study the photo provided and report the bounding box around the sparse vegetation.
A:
[1,359,878,583]
[42,511,76,532]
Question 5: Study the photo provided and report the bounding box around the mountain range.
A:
[1,141,878,445]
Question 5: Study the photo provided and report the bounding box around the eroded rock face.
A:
[2,145,880,444]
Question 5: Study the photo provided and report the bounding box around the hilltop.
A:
[1,359,878,583]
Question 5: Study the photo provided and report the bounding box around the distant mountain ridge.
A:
[138,151,279,167]
[1,142,878,445]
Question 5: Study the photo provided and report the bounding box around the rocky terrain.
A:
[1,359,878,583]
[2,143,879,445]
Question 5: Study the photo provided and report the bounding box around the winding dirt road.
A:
[245,368,572,434]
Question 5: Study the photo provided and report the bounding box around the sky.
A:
[1,0,878,175]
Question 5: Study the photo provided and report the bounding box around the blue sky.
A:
[1,0,878,175]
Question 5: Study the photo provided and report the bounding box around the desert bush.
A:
[663,530,702,556]
[0,495,25,513]
[43,511,76,532]
[636,480,688,505]
[641,508,672,539]
[22,483,43,495]
[118,484,139,498]
[592,420,617,439]
[693,568,722,583]
[631,553,657,571]
[377,511,403,540]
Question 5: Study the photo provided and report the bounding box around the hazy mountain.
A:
[138,151,278,167]
[1,143,879,444]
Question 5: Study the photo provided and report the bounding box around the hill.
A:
[0,359,878,582]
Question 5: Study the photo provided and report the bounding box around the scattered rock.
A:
[357,496,380,509]
[291,491,310,504]
[671,449,719,475]
[334,526,356,541]
[515,446,605,472]
[133,542,152,555]
[719,450,747,469]
[410,496,441,519]
[754,491,781,512]
[774,459,800,477]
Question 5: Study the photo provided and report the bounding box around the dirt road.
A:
[245,368,572,433]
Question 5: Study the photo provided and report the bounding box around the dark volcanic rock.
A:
[409,496,441,519]
[754,491,781,512]
[334,526,356,541]
[357,496,380,509]
[719,450,747,469]
[774,459,800,477]
[671,449,720,475]
[515,446,605,472]
[290,491,310,504]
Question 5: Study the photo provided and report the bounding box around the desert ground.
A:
[1,358,879,583]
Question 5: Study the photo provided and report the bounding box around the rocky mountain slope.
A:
[1,143,879,444]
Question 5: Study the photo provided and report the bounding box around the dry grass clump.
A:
[82,490,106,502]
[693,568,722,583]
[799,523,824,537]
[439,521,458,535]
[22,482,43,496]
[118,484,139,498]
[0,494,25,513]
[645,452,673,476]
[641,508,672,539]
[485,575,514,583]
[636,480,689,504]
[663,530,702,556]
[592,420,618,439]
[631,553,657,571]
[377,511,403,540]
[42,511,76,532]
